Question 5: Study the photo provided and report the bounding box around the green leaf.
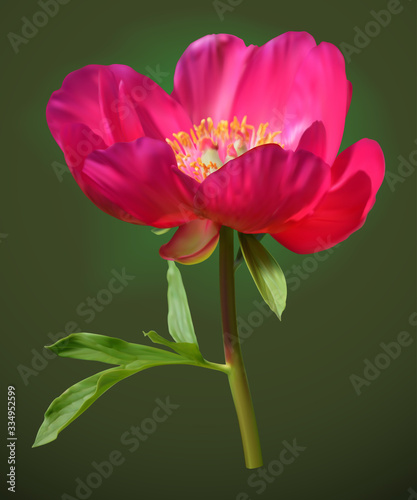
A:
[166,261,198,345]
[33,335,192,448]
[144,330,205,363]
[46,332,178,365]
[151,227,171,236]
[238,233,287,320]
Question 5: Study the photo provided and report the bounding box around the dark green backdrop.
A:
[2,0,416,499]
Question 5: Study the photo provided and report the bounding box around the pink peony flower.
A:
[46,32,384,264]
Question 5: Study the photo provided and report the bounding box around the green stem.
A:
[219,226,263,469]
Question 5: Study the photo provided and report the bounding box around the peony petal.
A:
[282,42,350,165]
[159,219,221,265]
[47,65,113,149]
[46,64,191,153]
[272,173,372,253]
[230,31,317,130]
[58,123,143,224]
[59,122,107,171]
[108,65,192,141]
[330,139,384,213]
[81,137,199,227]
[97,66,125,144]
[194,144,330,234]
[117,80,145,142]
[272,139,385,253]
[296,120,327,161]
[171,34,255,124]
[346,80,353,115]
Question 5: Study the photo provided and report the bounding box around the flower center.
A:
[166,116,283,183]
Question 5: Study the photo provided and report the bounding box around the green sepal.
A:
[166,261,198,345]
[234,233,266,272]
[151,227,171,235]
[238,233,287,320]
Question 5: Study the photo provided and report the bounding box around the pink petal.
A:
[109,64,192,141]
[346,80,353,115]
[194,144,330,234]
[97,66,125,144]
[159,219,221,265]
[282,42,350,165]
[272,139,385,253]
[47,65,113,150]
[330,139,384,212]
[118,80,145,142]
[230,31,317,129]
[59,122,107,171]
[296,121,327,161]
[59,123,144,224]
[81,137,199,227]
[171,34,255,124]
[46,64,191,153]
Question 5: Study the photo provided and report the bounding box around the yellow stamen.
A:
[166,116,283,183]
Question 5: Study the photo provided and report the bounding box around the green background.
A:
[2,0,416,499]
